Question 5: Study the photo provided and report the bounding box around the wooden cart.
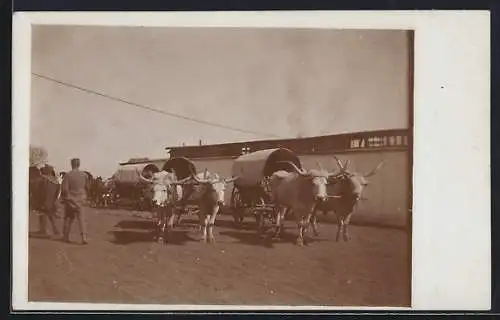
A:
[229,148,303,230]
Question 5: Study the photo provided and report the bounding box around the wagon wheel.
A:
[254,197,265,227]
[230,188,245,226]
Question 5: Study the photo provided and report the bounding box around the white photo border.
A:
[12,10,491,311]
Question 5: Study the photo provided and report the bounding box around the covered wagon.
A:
[161,156,197,180]
[111,162,164,210]
[230,148,303,228]
[111,157,199,211]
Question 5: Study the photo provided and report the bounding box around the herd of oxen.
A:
[29,156,383,247]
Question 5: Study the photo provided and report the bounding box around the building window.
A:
[350,139,360,149]
[396,135,402,145]
[389,136,396,146]
[241,146,250,155]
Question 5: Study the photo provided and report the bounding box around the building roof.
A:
[166,128,410,160]
[164,129,409,151]
[119,157,170,166]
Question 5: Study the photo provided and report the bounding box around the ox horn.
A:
[188,165,210,184]
[333,156,345,171]
[344,159,351,170]
[316,160,325,172]
[327,170,343,179]
[135,168,152,183]
[171,175,194,185]
[364,161,384,177]
[277,161,308,176]
[224,176,240,183]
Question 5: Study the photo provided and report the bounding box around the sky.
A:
[30,26,410,177]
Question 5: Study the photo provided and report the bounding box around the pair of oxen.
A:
[270,157,384,246]
[136,167,237,244]
[137,156,383,247]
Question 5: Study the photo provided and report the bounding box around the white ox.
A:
[182,168,238,244]
[137,169,191,244]
[268,161,338,246]
[312,157,384,242]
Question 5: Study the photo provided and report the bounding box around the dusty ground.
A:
[28,207,411,307]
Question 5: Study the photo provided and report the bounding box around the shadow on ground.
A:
[114,220,153,230]
[108,229,198,246]
[220,227,329,249]
[179,218,257,231]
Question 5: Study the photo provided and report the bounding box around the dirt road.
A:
[28,208,410,307]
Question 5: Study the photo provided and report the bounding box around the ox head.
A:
[136,169,191,207]
[330,156,384,201]
[277,161,339,202]
[188,167,239,206]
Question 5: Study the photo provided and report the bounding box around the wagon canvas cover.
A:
[231,148,302,187]
[162,157,197,180]
[112,163,162,185]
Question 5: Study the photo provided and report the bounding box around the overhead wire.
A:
[32,72,284,139]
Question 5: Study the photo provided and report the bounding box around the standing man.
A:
[61,158,90,245]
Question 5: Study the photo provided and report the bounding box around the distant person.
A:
[61,158,90,245]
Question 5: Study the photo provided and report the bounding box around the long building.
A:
[118,128,412,228]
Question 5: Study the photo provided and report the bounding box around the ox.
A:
[181,168,238,244]
[268,161,337,246]
[136,169,191,244]
[99,178,115,207]
[88,176,105,207]
[312,157,384,242]
[29,164,62,238]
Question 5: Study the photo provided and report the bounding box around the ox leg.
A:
[310,211,320,237]
[174,204,186,226]
[165,207,177,244]
[336,215,344,242]
[152,208,159,230]
[152,209,159,241]
[342,212,353,242]
[304,213,313,243]
[47,212,60,237]
[272,208,284,239]
[199,213,209,243]
[296,219,305,246]
[157,208,166,244]
[174,210,182,226]
[37,214,48,236]
[280,209,288,232]
[207,206,219,244]
[207,222,215,244]
[154,208,164,243]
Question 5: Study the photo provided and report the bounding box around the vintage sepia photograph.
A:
[26,24,413,307]
[12,11,490,311]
